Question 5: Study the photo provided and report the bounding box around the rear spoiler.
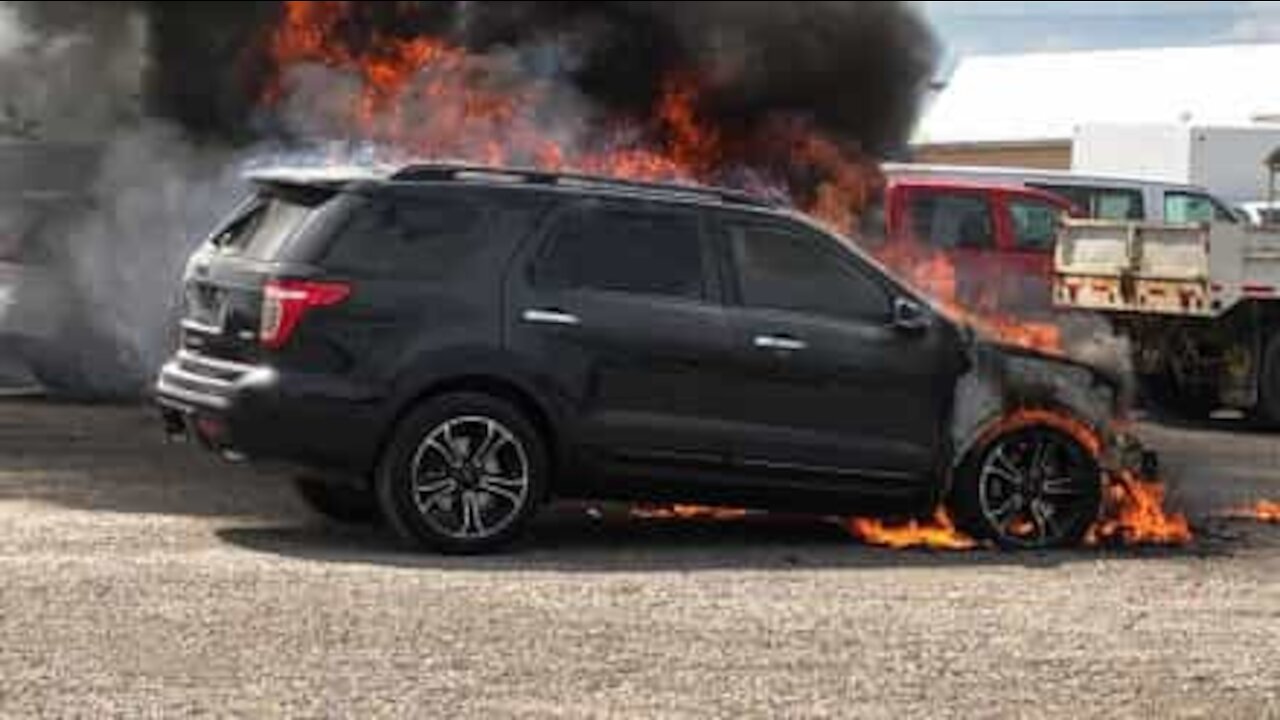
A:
[243,165,391,191]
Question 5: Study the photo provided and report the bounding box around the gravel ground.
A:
[0,400,1276,718]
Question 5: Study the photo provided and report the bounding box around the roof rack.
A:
[389,163,774,208]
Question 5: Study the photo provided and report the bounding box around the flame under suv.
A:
[156,164,1119,553]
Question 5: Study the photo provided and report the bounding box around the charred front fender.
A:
[947,340,1140,491]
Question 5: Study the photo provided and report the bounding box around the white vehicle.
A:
[1071,123,1280,207]
[1236,201,1280,226]
[884,162,1240,225]
[1052,216,1280,420]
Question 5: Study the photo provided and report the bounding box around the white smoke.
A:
[0,3,250,396]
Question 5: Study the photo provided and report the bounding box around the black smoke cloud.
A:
[135,1,936,155]
[0,1,936,398]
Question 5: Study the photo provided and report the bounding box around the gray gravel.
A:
[0,400,1277,718]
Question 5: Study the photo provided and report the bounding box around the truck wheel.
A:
[375,392,548,554]
[950,424,1102,549]
[1253,333,1280,427]
[293,478,380,524]
[1139,373,1216,421]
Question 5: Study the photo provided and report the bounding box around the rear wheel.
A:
[293,477,379,524]
[375,393,548,554]
[950,425,1102,549]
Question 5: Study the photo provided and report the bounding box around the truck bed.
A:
[1053,218,1280,317]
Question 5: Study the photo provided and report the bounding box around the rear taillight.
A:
[260,278,351,350]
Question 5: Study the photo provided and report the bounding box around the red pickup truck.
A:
[859,177,1080,313]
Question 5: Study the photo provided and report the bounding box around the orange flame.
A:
[872,237,1063,356]
[1224,499,1280,522]
[630,504,750,521]
[262,1,875,226]
[993,408,1190,546]
[846,508,976,550]
[1087,470,1192,545]
[844,407,1190,550]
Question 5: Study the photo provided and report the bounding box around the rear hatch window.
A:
[211,184,336,261]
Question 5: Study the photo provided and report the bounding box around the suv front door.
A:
[715,215,961,490]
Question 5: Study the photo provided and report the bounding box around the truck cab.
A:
[883,162,1239,225]
[860,177,1079,313]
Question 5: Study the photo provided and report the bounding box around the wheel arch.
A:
[951,402,1106,485]
[370,370,564,492]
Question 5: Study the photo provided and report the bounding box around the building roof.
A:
[914,44,1280,145]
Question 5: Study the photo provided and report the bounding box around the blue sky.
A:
[921,1,1280,64]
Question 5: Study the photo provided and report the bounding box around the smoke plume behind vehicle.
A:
[0,0,936,397]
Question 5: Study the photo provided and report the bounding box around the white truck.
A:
[1072,123,1280,207]
[1053,217,1280,420]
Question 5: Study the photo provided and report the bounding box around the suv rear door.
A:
[505,196,735,473]
[714,213,960,490]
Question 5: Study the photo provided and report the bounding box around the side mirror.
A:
[891,297,930,333]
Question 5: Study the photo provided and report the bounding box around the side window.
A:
[905,190,995,249]
[323,194,484,277]
[534,204,704,299]
[1008,198,1062,252]
[730,223,890,322]
[1031,184,1143,220]
[1094,190,1144,220]
[1164,191,1235,224]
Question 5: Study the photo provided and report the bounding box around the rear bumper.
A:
[155,350,385,479]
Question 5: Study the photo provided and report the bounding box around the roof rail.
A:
[389,162,774,208]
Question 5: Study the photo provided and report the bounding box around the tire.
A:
[1253,332,1280,427]
[375,392,548,554]
[949,424,1102,549]
[293,477,380,525]
[1139,372,1216,421]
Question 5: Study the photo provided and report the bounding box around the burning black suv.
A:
[156,164,1126,553]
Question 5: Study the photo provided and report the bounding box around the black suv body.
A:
[157,165,1118,552]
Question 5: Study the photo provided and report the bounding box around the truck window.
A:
[1164,191,1236,224]
[1030,183,1143,220]
[1008,198,1061,252]
[905,190,994,249]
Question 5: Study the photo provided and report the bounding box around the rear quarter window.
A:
[321,192,487,278]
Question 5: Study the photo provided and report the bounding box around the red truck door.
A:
[891,183,1000,309]
[994,188,1074,315]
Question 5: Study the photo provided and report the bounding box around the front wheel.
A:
[950,425,1102,549]
[375,393,548,554]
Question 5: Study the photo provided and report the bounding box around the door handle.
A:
[522,308,581,326]
[753,334,806,351]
